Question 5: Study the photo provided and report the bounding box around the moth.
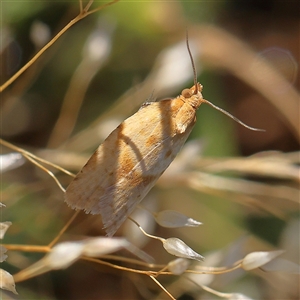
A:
[65,37,263,237]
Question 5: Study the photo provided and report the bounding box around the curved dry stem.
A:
[0,138,75,177]
[22,154,66,193]
[150,275,176,300]
[82,257,159,276]
[48,211,80,248]
[2,244,50,253]
[0,0,119,92]
[128,217,165,243]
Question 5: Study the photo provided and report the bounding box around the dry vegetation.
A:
[1,1,299,299]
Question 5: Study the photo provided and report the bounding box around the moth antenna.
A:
[202,99,265,132]
[186,30,198,94]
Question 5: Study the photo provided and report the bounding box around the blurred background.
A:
[1,1,299,299]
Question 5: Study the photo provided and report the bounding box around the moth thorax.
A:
[189,94,203,109]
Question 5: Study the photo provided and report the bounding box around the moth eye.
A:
[181,88,193,98]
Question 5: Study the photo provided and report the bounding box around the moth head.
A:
[181,83,203,99]
[181,83,204,109]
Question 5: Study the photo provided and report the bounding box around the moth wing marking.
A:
[65,97,196,236]
[87,135,180,236]
[90,124,196,237]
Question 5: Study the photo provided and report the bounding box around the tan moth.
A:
[65,36,263,237]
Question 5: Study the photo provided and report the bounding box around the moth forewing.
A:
[64,32,261,236]
[65,88,204,236]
